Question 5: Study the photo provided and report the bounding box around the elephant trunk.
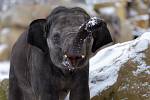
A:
[68,24,89,57]
[68,17,103,57]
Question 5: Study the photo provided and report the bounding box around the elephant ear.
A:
[27,19,48,52]
[91,21,113,53]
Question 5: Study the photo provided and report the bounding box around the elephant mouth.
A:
[62,54,86,71]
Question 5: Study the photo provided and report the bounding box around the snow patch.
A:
[86,0,119,5]
[133,65,150,76]
[134,14,149,21]
[86,17,99,30]
[0,28,11,35]
[134,39,149,52]
[0,61,10,81]
[99,7,115,15]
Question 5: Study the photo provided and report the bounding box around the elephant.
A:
[9,6,113,100]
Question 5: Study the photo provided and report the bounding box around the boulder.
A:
[90,32,150,100]
[0,4,53,28]
[91,59,150,100]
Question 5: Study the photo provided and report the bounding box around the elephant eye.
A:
[52,33,61,46]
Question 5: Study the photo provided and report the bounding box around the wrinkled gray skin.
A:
[9,7,112,100]
[47,14,91,70]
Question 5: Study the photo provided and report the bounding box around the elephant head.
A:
[27,7,113,71]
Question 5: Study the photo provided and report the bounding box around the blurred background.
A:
[0,0,150,99]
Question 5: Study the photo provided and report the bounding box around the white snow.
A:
[86,17,99,27]
[85,17,102,32]
[1,32,150,99]
[132,26,146,36]
[0,28,11,35]
[89,17,97,26]
[98,7,115,15]
[86,0,119,5]
[0,61,10,80]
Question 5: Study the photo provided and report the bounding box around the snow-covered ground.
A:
[0,44,10,80]
[1,32,150,99]
[0,61,10,80]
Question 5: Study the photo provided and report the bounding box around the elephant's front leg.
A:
[69,68,90,100]
[32,80,59,100]
[31,70,59,100]
[69,79,90,100]
[39,91,59,100]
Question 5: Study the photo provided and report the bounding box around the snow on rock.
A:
[89,32,150,98]
[132,14,149,21]
[0,61,10,81]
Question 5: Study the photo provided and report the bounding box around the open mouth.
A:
[62,61,75,71]
[62,54,85,71]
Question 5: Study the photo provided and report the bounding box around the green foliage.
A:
[0,79,9,100]
[0,86,7,100]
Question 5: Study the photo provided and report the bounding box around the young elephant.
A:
[9,7,112,100]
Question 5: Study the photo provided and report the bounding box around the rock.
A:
[118,20,134,43]
[0,27,24,60]
[4,27,24,48]
[91,59,150,100]
[90,32,150,100]
[0,1,95,28]
[0,4,53,27]
[0,27,24,44]
[0,0,61,12]
[0,44,9,61]
[94,6,133,43]
[0,28,11,45]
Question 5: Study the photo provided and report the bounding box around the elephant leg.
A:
[69,67,90,100]
[59,91,69,100]
[9,65,23,100]
[23,91,36,100]
[69,84,90,100]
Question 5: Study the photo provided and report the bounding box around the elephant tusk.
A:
[81,55,85,58]
[64,54,68,58]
